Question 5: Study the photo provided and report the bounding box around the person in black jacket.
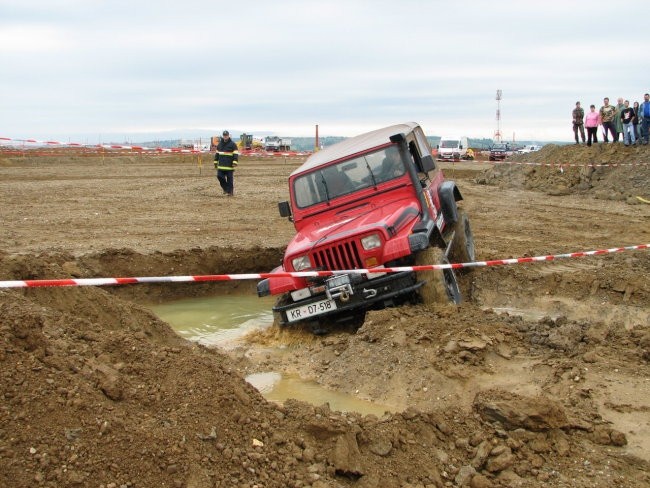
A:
[214,130,239,196]
[620,100,636,146]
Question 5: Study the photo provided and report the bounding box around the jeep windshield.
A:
[491,144,507,150]
[293,145,406,208]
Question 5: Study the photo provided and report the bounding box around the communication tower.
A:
[494,89,502,142]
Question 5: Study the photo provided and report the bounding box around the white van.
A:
[437,136,469,161]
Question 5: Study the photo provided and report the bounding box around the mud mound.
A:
[478,144,650,201]
[1,152,649,487]
[0,246,283,304]
[3,253,649,487]
[242,301,650,486]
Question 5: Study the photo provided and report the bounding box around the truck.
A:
[264,136,292,152]
[257,122,476,334]
[436,136,470,161]
[179,139,209,151]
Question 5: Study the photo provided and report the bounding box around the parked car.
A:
[518,144,542,154]
[489,142,512,161]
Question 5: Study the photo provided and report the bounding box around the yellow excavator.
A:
[238,133,253,150]
[238,134,264,151]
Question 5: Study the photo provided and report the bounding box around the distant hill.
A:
[133,135,567,152]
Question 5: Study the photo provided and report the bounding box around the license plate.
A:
[286,298,337,322]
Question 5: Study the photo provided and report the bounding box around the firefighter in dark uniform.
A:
[214,130,239,196]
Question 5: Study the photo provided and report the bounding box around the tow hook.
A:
[363,288,377,298]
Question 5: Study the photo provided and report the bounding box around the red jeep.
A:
[257,122,475,333]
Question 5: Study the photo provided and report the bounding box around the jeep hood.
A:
[285,199,421,258]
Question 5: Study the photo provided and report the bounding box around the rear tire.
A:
[448,209,475,265]
[415,246,461,307]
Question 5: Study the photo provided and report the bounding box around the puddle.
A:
[485,296,648,330]
[245,372,395,416]
[150,295,275,349]
[489,306,560,322]
[150,294,393,415]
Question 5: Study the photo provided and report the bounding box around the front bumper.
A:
[439,153,460,160]
[273,271,422,326]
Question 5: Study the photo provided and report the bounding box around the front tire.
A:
[272,294,291,327]
[415,246,461,307]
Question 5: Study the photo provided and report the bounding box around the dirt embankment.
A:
[478,143,650,202]
[0,148,649,487]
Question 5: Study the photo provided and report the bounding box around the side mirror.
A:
[436,144,439,149]
[278,201,292,218]
[420,154,436,172]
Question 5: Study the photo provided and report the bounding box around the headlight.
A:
[292,255,312,271]
[361,233,381,250]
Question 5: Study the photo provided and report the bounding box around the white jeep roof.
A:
[292,122,420,176]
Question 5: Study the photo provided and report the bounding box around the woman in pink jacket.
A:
[584,104,601,146]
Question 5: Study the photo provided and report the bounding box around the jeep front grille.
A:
[312,240,363,270]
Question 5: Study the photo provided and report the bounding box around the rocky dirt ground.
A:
[0,144,649,488]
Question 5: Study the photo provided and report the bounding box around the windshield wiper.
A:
[319,171,331,203]
[364,159,378,188]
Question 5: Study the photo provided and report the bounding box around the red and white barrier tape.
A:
[0,244,647,289]
[489,160,649,168]
[456,159,650,168]
[0,136,203,154]
[0,137,311,157]
[239,150,311,157]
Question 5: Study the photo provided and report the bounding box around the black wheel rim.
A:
[443,269,461,303]
[464,218,476,261]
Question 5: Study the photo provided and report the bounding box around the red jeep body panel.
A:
[258,122,461,327]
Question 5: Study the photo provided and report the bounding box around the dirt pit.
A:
[0,147,649,487]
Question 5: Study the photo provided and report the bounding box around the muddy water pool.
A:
[150,295,276,348]
[150,295,394,415]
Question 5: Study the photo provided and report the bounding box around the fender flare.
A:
[438,181,463,225]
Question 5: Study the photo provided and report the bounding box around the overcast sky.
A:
[1,0,649,144]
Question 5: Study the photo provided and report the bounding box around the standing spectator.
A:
[572,101,586,144]
[614,97,625,142]
[620,100,636,146]
[632,101,640,141]
[214,130,239,196]
[599,97,618,143]
[639,93,650,145]
[584,104,600,146]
